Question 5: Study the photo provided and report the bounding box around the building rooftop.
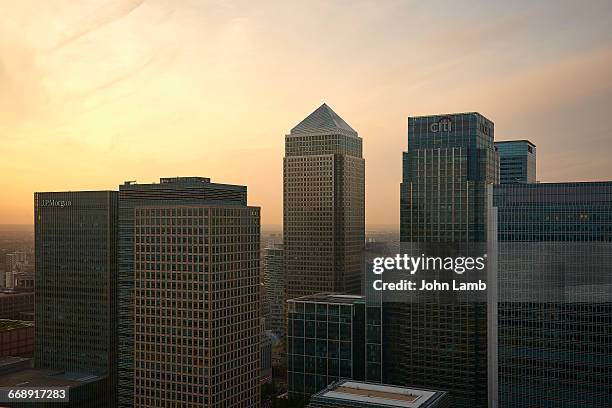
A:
[291,103,357,135]
[0,366,103,388]
[311,380,448,408]
[0,290,33,297]
[0,319,34,331]
[495,139,536,147]
[287,293,365,305]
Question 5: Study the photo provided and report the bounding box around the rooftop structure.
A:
[309,380,450,408]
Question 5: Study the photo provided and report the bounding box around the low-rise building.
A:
[0,320,34,357]
[287,293,365,398]
[308,380,450,408]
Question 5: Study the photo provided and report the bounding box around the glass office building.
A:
[393,113,499,408]
[287,294,365,398]
[34,190,118,407]
[494,140,536,184]
[494,182,612,408]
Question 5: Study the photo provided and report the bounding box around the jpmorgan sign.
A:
[430,117,452,133]
[40,199,72,208]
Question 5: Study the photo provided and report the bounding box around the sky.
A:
[1,0,612,227]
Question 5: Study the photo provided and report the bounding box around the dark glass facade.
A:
[287,294,365,398]
[391,112,498,408]
[117,177,247,407]
[494,182,612,408]
[34,190,118,407]
[495,140,536,184]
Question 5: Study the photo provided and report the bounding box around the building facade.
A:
[392,113,499,408]
[494,182,612,408]
[263,246,285,339]
[287,293,365,398]
[132,203,260,407]
[118,176,257,407]
[284,103,365,299]
[494,140,536,184]
[34,190,118,406]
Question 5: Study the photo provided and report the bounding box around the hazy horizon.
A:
[2,0,612,225]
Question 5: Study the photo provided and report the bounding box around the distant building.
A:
[5,252,28,271]
[4,252,33,290]
[13,270,35,292]
[284,104,365,299]
[263,246,285,338]
[495,140,536,184]
[0,320,34,357]
[495,182,612,408]
[287,293,365,398]
[308,379,450,408]
[0,291,34,320]
[35,191,118,407]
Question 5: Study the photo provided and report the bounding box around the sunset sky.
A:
[1,0,612,226]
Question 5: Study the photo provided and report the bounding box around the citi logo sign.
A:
[40,199,72,208]
[430,117,452,133]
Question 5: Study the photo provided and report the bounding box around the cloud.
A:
[50,0,146,50]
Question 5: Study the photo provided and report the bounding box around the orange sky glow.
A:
[1,0,612,226]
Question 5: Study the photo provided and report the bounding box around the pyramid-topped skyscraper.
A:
[290,103,357,135]
[283,103,365,299]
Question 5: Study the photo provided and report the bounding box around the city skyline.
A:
[2,1,612,226]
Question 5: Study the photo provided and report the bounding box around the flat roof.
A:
[0,290,34,297]
[313,380,447,408]
[0,367,103,388]
[287,293,365,305]
[495,139,536,147]
[0,320,34,331]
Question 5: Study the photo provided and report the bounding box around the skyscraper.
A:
[34,190,118,406]
[263,246,286,339]
[284,103,365,299]
[117,176,257,407]
[495,140,536,184]
[494,182,612,408]
[392,113,499,408]
[132,203,260,407]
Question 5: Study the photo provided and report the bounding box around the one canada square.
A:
[284,103,365,299]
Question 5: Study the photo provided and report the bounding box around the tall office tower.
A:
[34,191,118,406]
[394,113,499,408]
[495,140,536,184]
[133,203,260,407]
[494,182,612,408]
[263,246,285,338]
[117,177,258,407]
[287,294,365,398]
[284,103,365,299]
